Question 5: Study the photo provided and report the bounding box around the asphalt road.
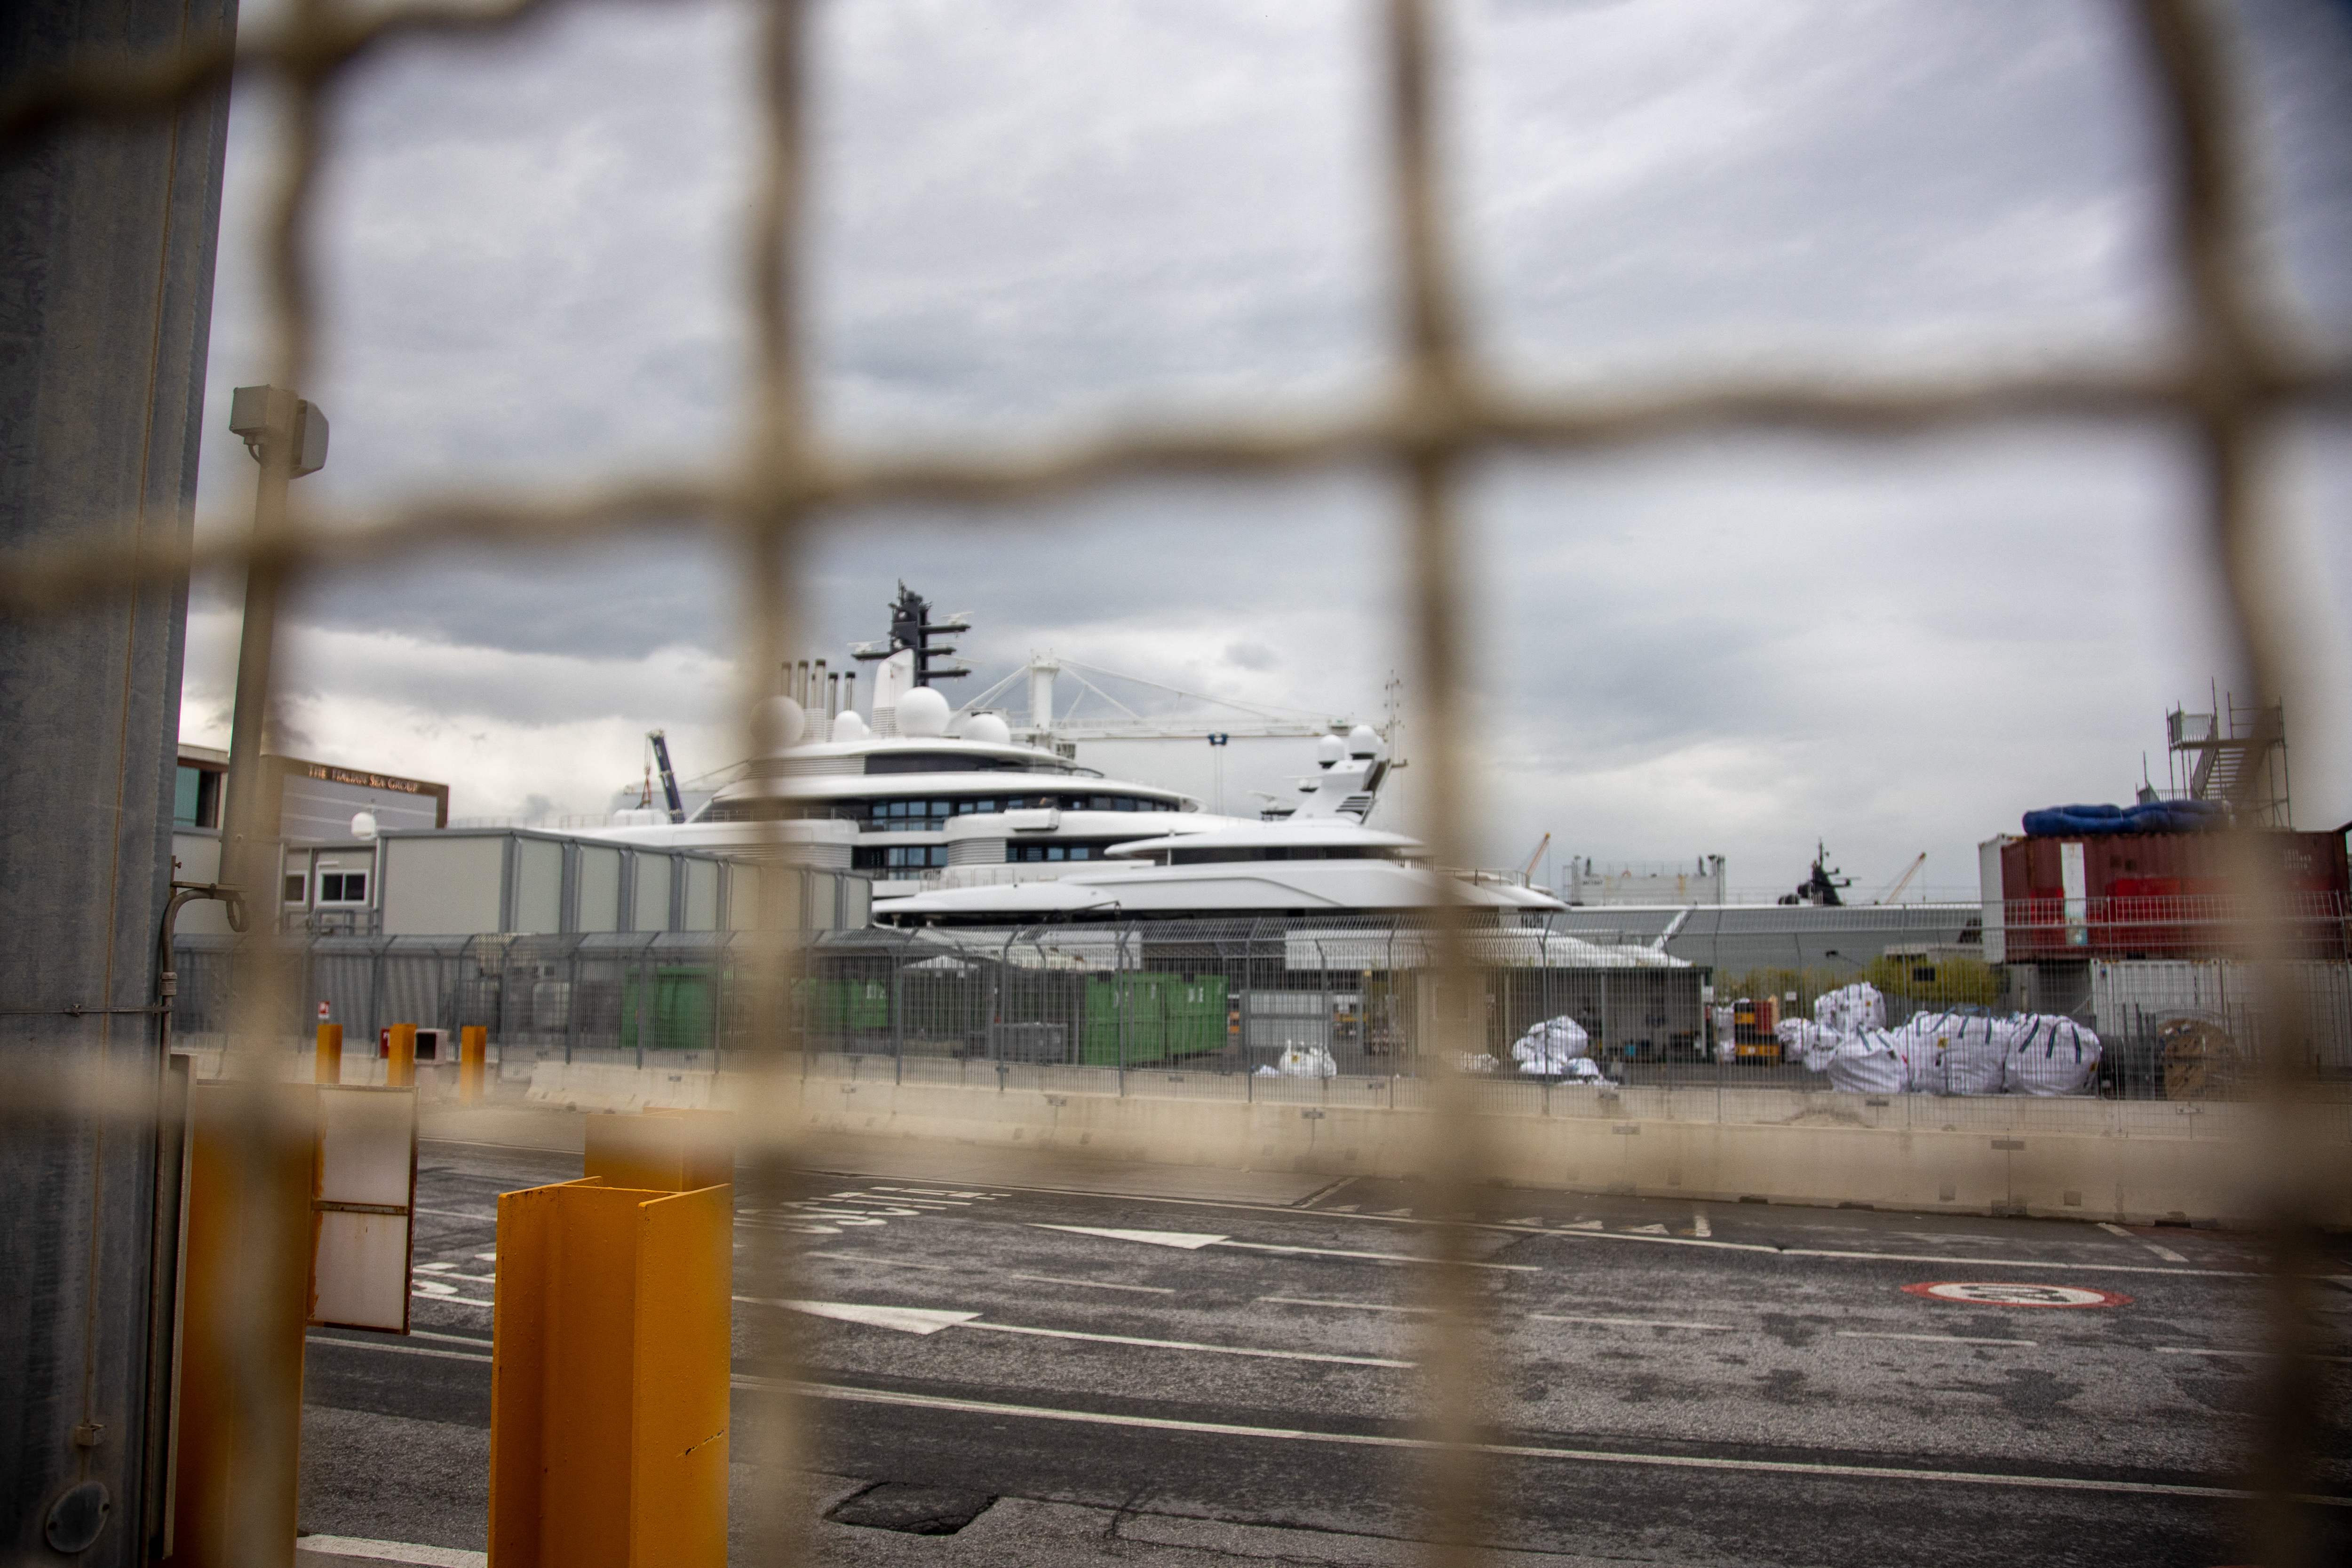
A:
[300,1140,2352,1566]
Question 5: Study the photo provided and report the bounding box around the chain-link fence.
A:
[173,907,2352,1100]
[8,1,2352,1565]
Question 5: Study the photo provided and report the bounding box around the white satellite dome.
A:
[831,709,870,741]
[349,811,378,841]
[1317,734,1345,769]
[895,686,952,738]
[1347,724,1381,758]
[963,712,1011,746]
[756,695,807,753]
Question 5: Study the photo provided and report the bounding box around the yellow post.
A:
[168,1083,318,1568]
[460,1025,487,1102]
[386,1022,416,1088]
[489,1178,731,1568]
[314,1022,343,1084]
[583,1109,733,1194]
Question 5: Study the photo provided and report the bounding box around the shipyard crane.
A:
[956,652,1355,750]
[647,730,686,824]
[1874,852,1927,905]
[1519,832,1552,883]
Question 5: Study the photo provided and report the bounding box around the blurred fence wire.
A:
[4,0,2350,1564]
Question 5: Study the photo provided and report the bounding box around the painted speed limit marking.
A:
[1904,1281,2131,1309]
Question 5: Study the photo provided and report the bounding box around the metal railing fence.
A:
[171,916,2352,1101]
[7,2,2350,1565]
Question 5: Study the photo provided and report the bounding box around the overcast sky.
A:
[183,0,2352,900]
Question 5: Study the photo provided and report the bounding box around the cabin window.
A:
[318,871,369,903]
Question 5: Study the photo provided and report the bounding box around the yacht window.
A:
[854,844,949,871]
[1005,841,1123,862]
[866,753,1040,775]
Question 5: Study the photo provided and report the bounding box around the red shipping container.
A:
[1999,829,2347,960]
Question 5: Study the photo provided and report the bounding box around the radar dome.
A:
[1347,724,1381,758]
[964,712,1011,747]
[895,686,951,738]
[350,811,378,841]
[755,695,807,753]
[830,709,870,741]
[1317,734,1345,769]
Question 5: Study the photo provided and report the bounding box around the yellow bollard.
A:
[489,1178,731,1568]
[460,1024,487,1103]
[583,1108,733,1194]
[386,1022,416,1088]
[315,1022,343,1084]
[170,1083,318,1568]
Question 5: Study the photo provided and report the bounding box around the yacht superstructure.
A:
[577,586,1560,922]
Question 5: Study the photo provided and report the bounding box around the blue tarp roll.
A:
[2021,800,2227,837]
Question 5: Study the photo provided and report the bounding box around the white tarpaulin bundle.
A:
[1776,1019,1838,1072]
[1824,1031,1909,1095]
[1511,1016,1593,1076]
[1897,1011,2008,1096]
[1276,1043,1337,1078]
[1812,982,1886,1037]
[2005,1015,2102,1096]
[1853,1011,2117,1100]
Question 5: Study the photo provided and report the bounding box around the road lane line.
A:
[409,1289,492,1307]
[835,1171,2278,1280]
[412,1207,495,1221]
[747,1378,2350,1505]
[306,1336,490,1365]
[802,1250,1176,1295]
[294,1533,485,1567]
[970,1321,1411,1368]
[1532,1313,1734,1333]
[1838,1331,2034,1346]
[1260,1296,1433,1314]
[2155,1345,2352,1364]
[1691,1210,1711,1239]
[1035,1224,1536,1271]
[746,1297,1411,1367]
[2100,1222,2193,1263]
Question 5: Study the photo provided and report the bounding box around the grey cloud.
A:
[183,0,2352,889]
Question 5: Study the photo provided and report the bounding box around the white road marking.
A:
[295,1533,485,1567]
[750,1378,2351,1505]
[1691,1210,1711,1239]
[411,1207,494,1221]
[974,1321,1410,1367]
[1039,1225,1221,1250]
[1624,1224,1669,1236]
[802,1250,1176,1295]
[2100,1221,2192,1263]
[409,1289,492,1308]
[1838,1331,2035,1346]
[2155,1346,2352,1365]
[307,1335,490,1365]
[1532,1313,1734,1333]
[414,1266,497,1284]
[1260,1296,1434,1314]
[472,1252,495,1262]
[748,1297,1412,1367]
[1035,1224,1536,1272]
[856,1171,2264,1281]
[759,1299,978,1334]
